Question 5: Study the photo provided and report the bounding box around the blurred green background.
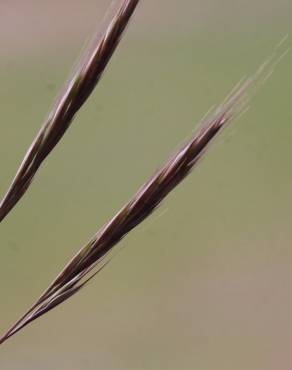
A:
[0,0,292,369]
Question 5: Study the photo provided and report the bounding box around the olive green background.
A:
[0,1,291,369]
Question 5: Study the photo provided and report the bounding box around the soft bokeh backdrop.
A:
[0,1,292,369]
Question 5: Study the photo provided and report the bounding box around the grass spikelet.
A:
[0,77,252,345]
[0,0,140,223]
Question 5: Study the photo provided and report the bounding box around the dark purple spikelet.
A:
[0,77,252,345]
[0,0,140,223]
